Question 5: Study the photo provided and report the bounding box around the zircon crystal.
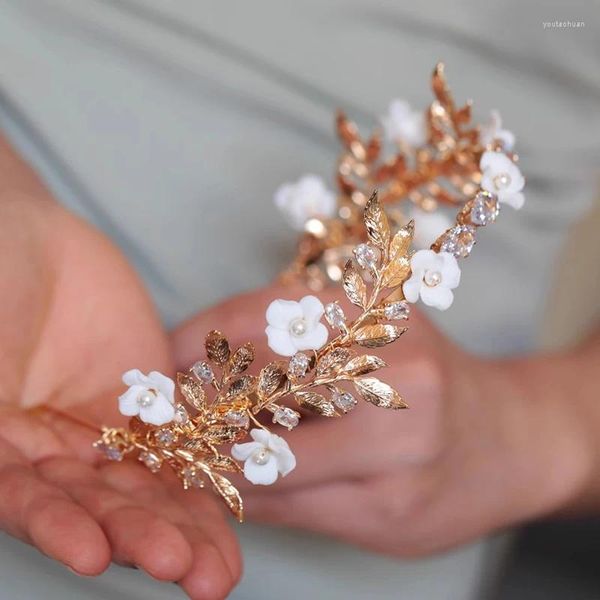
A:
[354,243,378,270]
[439,225,476,258]
[288,352,310,379]
[333,390,357,413]
[324,302,346,328]
[94,441,124,462]
[470,191,499,226]
[139,451,162,473]
[192,361,214,383]
[273,406,300,430]
[384,301,410,320]
[156,428,175,446]
[173,404,189,425]
[224,410,250,428]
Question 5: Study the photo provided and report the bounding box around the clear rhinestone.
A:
[354,243,378,270]
[156,428,175,446]
[273,406,300,430]
[182,466,204,488]
[192,361,213,383]
[173,404,189,425]
[224,410,249,428]
[324,302,346,328]
[333,390,357,413]
[288,352,310,379]
[470,191,499,226]
[439,225,476,258]
[384,301,410,320]
[139,451,162,473]
[94,441,123,462]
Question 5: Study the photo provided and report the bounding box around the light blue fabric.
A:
[0,0,598,598]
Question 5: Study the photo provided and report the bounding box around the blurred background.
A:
[0,0,599,598]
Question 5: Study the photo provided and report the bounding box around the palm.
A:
[0,198,240,599]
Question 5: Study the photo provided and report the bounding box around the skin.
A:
[0,136,241,600]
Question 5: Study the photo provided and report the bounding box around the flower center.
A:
[289,317,307,337]
[424,270,442,287]
[493,172,511,190]
[137,389,156,408]
[252,448,271,465]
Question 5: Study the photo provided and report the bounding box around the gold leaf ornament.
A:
[197,465,244,522]
[177,372,207,412]
[381,221,414,288]
[205,330,231,365]
[343,260,368,308]
[316,347,354,377]
[342,355,387,377]
[257,361,288,399]
[295,391,339,417]
[354,324,407,348]
[363,191,391,253]
[353,377,408,409]
[226,343,255,378]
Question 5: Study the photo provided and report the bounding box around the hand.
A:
[0,156,241,599]
[173,282,593,557]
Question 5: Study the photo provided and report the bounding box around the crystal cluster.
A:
[439,225,476,258]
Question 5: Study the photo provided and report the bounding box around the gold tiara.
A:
[93,64,525,522]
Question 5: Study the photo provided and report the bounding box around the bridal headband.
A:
[93,64,525,521]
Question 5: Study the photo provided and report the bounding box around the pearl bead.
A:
[493,172,511,190]
[289,318,307,337]
[137,390,155,407]
[252,448,270,465]
[424,270,442,287]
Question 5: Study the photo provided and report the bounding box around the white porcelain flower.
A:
[480,151,525,210]
[403,250,461,311]
[409,207,454,249]
[381,99,427,147]
[232,428,296,485]
[118,369,175,426]
[479,110,515,150]
[274,174,337,231]
[265,295,328,357]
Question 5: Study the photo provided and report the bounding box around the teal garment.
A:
[0,1,598,598]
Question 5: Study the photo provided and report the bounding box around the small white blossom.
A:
[274,175,337,231]
[480,151,525,210]
[409,207,454,249]
[118,369,175,426]
[232,428,296,485]
[479,110,515,150]
[381,99,427,147]
[403,250,461,311]
[265,295,328,357]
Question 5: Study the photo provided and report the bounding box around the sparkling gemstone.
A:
[137,390,154,408]
[384,301,410,320]
[139,451,162,473]
[324,302,346,328]
[289,317,307,337]
[192,361,213,383]
[156,428,175,446]
[173,404,189,425]
[273,406,300,430]
[333,390,357,413]
[288,352,310,378]
[182,466,204,488]
[493,172,511,190]
[354,243,378,270]
[439,225,476,258]
[94,441,123,462]
[224,410,250,428]
[424,270,442,287]
[470,191,499,226]
[252,448,271,465]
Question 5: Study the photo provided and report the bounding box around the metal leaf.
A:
[227,343,255,378]
[207,454,243,473]
[203,424,247,445]
[342,355,387,377]
[257,361,288,399]
[363,191,390,251]
[205,330,230,365]
[354,324,407,348]
[225,375,257,400]
[177,372,207,412]
[431,62,454,111]
[381,256,412,288]
[200,466,244,522]
[343,260,367,308]
[353,377,408,409]
[316,347,354,377]
[295,391,339,417]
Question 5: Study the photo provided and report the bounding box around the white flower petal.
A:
[438,253,461,288]
[402,274,423,303]
[275,446,297,477]
[410,249,437,271]
[250,428,272,446]
[231,441,263,461]
[299,295,325,325]
[420,285,454,310]
[265,299,302,329]
[498,129,515,151]
[138,394,175,426]
[118,386,143,416]
[294,322,328,352]
[499,191,525,210]
[243,454,279,485]
[148,371,175,403]
[266,326,297,356]
[122,369,147,387]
